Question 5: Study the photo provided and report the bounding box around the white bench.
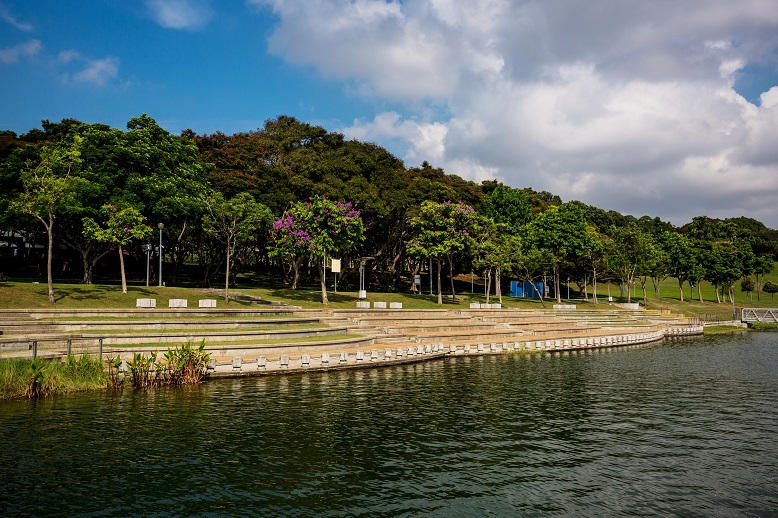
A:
[168,299,188,308]
[198,299,217,308]
[136,298,156,308]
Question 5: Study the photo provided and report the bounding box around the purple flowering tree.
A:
[82,204,152,294]
[268,212,313,290]
[269,196,365,304]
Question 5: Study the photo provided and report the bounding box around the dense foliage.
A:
[1,114,775,305]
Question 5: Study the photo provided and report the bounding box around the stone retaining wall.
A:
[201,324,703,377]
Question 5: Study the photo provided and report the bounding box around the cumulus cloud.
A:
[0,39,41,64]
[58,50,119,86]
[257,0,778,227]
[145,0,213,30]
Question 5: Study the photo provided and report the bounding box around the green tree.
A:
[740,277,755,301]
[11,137,83,302]
[525,203,592,303]
[512,246,553,307]
[661,231,697,302]
[82,204,152,293]
[202,192,272,304]
[472,218,518,304]
[480,183,533,232]
[753,255,773,301]
[763,280,778,300]
[407,201,478,304]
[702,243,743,304]
[607,223,656,303]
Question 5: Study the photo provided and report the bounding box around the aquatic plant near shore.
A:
[125,342,211,389]
[162,341,211,385]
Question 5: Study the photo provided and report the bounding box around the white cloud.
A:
[0,39,41,64]
[0,3,34,32]
[145,0,213,30]
[258,0,778,227]
[341,112,448,163]
[57,50,119,86]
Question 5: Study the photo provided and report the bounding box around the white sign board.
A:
[331,258,341,273]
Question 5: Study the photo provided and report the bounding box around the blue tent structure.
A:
[510,281,544,298]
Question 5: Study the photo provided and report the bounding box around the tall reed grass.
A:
[0,354,107,400]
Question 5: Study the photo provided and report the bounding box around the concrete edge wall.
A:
[197,324,703,378]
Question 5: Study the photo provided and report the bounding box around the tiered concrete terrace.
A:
[0,306,702,377]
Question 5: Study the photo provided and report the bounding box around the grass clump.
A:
[0,354,107,400]
[703,325,750,335]
[749,322,778,331]
[0,342,211,399]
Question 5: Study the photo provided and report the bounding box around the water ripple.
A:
[1,333,777,516]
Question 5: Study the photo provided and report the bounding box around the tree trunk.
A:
[678,280,684,302]
[291,256,302,290]
[118,244,127,294]
[46,211,55,303]
[698,283,703,302]
[436,258,443,305]
[447,255,456,301]
[320,256,328,305]
[82,254,93,285]
[485,268,491,304]
[652,277,661,299]
[225,240,231,304]
[497,268,502,304]
[554,266,561,303]
[592,268,598,304]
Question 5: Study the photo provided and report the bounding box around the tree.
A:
[645,245,670,300]
[512,246,553,307]
[82,204,152,293]
[740,277,755,301]
[480,183,533,232]
[525,203,592,303]
[407,201,478,304]
[202,192,272,304]
[608,223,657,303]
[472,218,518,304]
[268,196,365,304]
[661,231,697,302]
[294,196,365,304]
[268,210,313,290]
[763,280,778,300]
[753,255,773,301]
[11,137,83,302]
[702,243,743,304]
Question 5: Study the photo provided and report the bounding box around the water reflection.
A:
[1,333,777,516]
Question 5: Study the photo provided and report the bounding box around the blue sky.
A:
[3,1,778,228]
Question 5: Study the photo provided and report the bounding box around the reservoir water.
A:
[1,332,777,516]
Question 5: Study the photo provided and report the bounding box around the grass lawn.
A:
[2,265,778,317]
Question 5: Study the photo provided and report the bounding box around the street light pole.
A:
[158,223,164,287]
[145,244,152,286]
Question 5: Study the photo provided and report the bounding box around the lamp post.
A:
[158,223,164,287]
[144,243,152,286]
